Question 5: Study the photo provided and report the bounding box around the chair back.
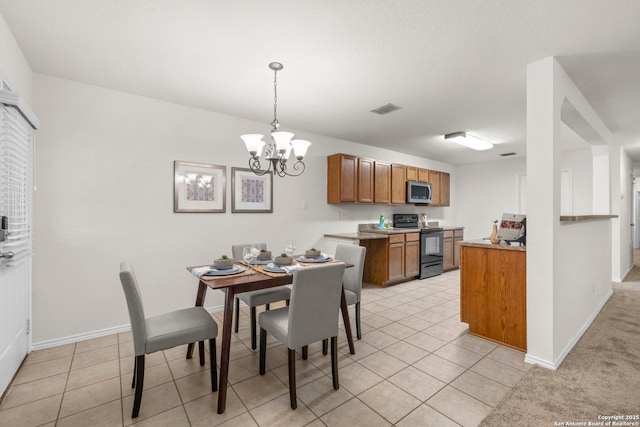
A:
[231,243,267,261]
[287,262,346,349]
[335,244,366,300]
[119,262,147,356]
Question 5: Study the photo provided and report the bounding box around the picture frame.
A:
[231,167,273,213]
[174,161,226,213]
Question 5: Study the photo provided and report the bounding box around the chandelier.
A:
[241,62,311,177]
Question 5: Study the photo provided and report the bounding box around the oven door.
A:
[421,230,443,263]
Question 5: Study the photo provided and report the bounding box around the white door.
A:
[0,96,36,394]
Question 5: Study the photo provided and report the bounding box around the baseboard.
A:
[617,263,635,282]
[32,304,225,351]
[525,289,613,370]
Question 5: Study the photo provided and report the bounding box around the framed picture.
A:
[231,167,273,213]
[174,161,226,213]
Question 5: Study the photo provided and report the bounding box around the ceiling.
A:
[1,0,639,165]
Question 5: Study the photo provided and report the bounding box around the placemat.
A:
[296,258,343,267]
[250,264,289,278]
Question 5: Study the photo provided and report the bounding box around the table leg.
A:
[187,281,208,359]
[217,288,235,414]
[340,288,355,354]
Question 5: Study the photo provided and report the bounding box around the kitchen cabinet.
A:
[418,168,429,182]
[443,228,464,271]
[327,153,358,203]
[358,157,374,203]
[327,153,450,207]
[374,161,391,204]
[391,164,406,204]
[406,166,417,182]
[404,232,420,277]
[428,170,441,205]
[387,234,405,281]
[362,232,421,286]
[440,172,450,206]
[460,242,527,351]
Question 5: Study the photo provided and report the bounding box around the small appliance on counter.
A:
[393,214,444,279]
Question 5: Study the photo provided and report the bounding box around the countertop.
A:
[458,239,526,252]
[325,226,465,241]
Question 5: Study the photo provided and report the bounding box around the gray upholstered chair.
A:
[335,244,367,339]
[258,262,346,409]
[231,243,292,350]
[119,262,218,418]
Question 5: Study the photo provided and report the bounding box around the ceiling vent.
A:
[370,103,402,115]
[500,152,516,157]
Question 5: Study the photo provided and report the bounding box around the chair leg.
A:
[322,339,328,355]
[301,345,308,360]
[288,348,297,409]
[331,336,339,390]
[259,328,267,375]
[234,297,240,333]
[209,338,217,392]
[131,357,136,388]
[199,341,205,366]
[355,302,362,340]
[132,354,145,418]
[250,307,257,350]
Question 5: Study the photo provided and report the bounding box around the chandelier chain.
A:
[272,68,279,130]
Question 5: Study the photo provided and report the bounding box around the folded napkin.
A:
[192,266,228,277]
[281,264,301,275]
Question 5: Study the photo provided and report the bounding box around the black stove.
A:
[393,214,444,279]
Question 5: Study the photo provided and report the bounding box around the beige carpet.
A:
[480,285,640,426]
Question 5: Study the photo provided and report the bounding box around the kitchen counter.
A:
[323,232,389,241]
[459,240,526,252]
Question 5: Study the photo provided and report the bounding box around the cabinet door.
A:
[374,161,391,204]
[440,172,450,206]
[453,229,464,267]
[404,234,420,277]
[388,242,405,281]
[391,164,406,204]
[443,231,454,270]
[406,166,417,182]
[327,154,357,203]
[358,158,374,203]
[428,170,441,205]
[418,168,429,182]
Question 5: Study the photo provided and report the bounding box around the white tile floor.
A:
[0,270,531,426]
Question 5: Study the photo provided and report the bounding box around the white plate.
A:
[202,265,245,276]
[263,263,286,273]
[297,255,332,263]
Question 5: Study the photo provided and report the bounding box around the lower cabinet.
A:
[404,233,420,277]
[443,228,464,271]
[362,232,420,286]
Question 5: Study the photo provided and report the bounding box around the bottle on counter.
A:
[379,213,385,229]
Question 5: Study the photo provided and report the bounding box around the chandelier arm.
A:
[249,157,272,176]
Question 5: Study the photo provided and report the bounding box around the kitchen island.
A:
[459,240,526,351]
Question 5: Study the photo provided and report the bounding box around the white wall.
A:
[32,73,457,345]
[560,148,593,214]
[456,157,526,240]
[0,13,32,101]
[526,57,614,369]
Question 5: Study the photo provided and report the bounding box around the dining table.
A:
[185,258,356,414]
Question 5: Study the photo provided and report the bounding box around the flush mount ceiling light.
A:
[241,62,310,177]
[444,132,494,151]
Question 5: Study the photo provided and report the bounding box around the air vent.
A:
[500,152,516,157]
[370,103,402,115]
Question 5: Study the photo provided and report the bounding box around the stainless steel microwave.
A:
[406,181,432,204]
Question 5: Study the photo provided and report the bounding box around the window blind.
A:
[0,103,33,265]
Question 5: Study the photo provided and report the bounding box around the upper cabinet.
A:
[327,153,450,206]
[391,164,406,204]
[358,157,374,203]
[374,161,391,204]
[327,153,357,203]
